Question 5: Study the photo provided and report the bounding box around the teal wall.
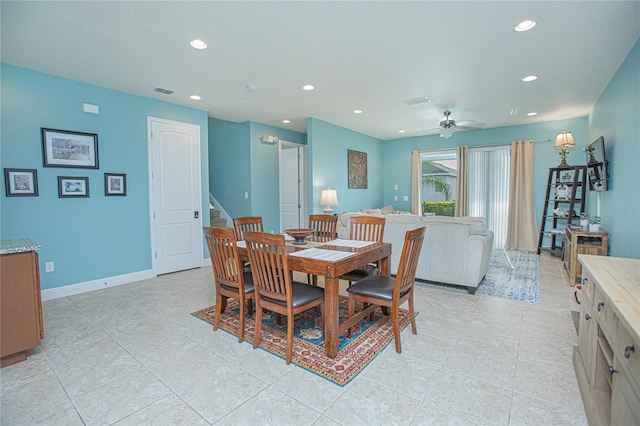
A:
[382,117,589,228]
[1,64,210,290]
[208,118,306,233]
[308,118,384,214]
[587,38,639,259]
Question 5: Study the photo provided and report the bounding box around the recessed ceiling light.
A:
[282,119,291,124]
[189,95,201,100]
[189,39,207,49]
[398,130,406,133]
[353,109,363,114]
[522,75,538,82]
[302,84,315,91]
[515,20,536,32]
[527,112,538,116]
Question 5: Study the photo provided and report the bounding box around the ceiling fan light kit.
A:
[416,110,485,138]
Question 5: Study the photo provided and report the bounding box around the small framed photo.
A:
[42,128,99,169]
[105,173,127,196]
[58,176,89,198]
[4,168,38,197]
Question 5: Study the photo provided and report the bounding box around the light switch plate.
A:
[403,196,409,201]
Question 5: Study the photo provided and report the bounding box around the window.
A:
[420,151,457,216]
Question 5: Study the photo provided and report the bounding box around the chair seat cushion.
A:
[220,272,255,294]
[261,281,324,308]
[347,275,397,301]
[340,264,378,280]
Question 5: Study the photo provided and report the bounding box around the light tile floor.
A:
[1,253,588,425]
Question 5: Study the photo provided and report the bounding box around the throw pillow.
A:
[380,205,394,215]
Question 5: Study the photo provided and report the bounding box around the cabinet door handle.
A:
[608,365,618,375]
[625,345,635,359]
[597,302,604,312]
[585,313,591,320]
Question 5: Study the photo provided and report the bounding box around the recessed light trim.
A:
[527,112,538,116]
[302,84,315,91]
[189,39,207,49]
[515,20,536,32]
[282,119,291,124]
[189,95,201,100]
[522,75,538,82]
[353,109,363,114]
[398,130,406,133]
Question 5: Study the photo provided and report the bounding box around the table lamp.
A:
[320,188,339,215]
[554,130,575,167]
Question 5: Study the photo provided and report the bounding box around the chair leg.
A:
[347,295,355,339]
[408,294,417,335]
[392,306,402,353]
[247,298,254,316]
[214,293,223,331]
[238,296,245,343]
[286,313,294,364]
[253,304,263,349]
[276,313,282,325]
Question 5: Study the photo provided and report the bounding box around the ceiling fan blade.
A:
[414,127,442,134]
[456,120,482,126]
[457,123,485,131]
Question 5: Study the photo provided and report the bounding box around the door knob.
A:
[194,211,199,219]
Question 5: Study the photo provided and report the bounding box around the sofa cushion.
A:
[380,205,394,215]
[360,208,382,215]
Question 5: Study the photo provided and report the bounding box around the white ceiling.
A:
[2,1,639,140]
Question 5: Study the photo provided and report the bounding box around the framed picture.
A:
[58,176,89,198]
[348,149,368,189]
[42,128,99,169]
[105,173,127,196]
[4,168,38,197]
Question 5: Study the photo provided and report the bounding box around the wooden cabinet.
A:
[573,255,640,425]
[0,247,44,367]
[563,227,608,285]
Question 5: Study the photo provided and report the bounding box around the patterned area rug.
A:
[191,296,413,386]
[417,249,540,303]
[476,250,540,303]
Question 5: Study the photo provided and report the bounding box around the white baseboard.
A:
[41,269,155,301]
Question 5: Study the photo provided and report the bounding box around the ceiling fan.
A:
[416,110,485,139]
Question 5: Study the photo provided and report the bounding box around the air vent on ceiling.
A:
[154,87,174,95]
[403,96,431,106]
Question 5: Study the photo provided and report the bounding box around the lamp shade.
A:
[554,131,575,148]
[320,188,339,206]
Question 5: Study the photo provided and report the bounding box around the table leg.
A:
[323,276,340,358]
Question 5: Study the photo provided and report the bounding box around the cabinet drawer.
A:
[593,285,616,339]
[581,271,595,303]
[616,321,640,390]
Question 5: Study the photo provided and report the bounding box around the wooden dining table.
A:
[237,237,391,358]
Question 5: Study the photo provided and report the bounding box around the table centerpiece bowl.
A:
[284,228,314,245]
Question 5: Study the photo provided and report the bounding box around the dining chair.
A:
[203,227,255,343]
[339,215,386,285]
[307,214,339,285]
[346,226,425,353]
[232,216,264,241]
[244,231,325,364]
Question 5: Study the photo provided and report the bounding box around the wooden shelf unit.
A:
[563,227,608,286]
[537,165,586,256]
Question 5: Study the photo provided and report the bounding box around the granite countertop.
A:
[0,239,42,255]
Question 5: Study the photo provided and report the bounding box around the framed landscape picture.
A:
[105,173,127,196]
[4,168,38,197]
[58,176,90,198]
[42,128,99,169]
[348,149,368,189]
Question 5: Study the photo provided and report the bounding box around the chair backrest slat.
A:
[349,215,385,243]
[309,214,338,241]
[244,231,292,304]
[395,226,426,298]
[233,216,264,241]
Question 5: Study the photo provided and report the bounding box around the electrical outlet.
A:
[45,261,54,272]
[244,192,248,199]
[403,195,409,201]
[394,185,398,190]
[394,195,398,201]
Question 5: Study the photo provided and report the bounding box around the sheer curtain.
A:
[468,147,511,248]
[455,145,469,217]
[411,150,421,216]
[505,141,538,251]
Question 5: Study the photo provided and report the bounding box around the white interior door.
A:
[279,143,307,231]
[148,117,202,275]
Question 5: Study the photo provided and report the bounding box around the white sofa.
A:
[337,212,494,294]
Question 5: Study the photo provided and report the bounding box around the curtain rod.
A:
[414,138,552,153]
